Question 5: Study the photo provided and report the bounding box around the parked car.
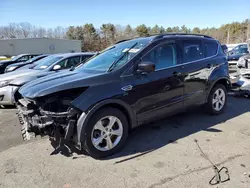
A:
[5,54,49,73]
[16,33,230,159]
[0,54,40,74]
[0,52,95,106]
[227,44,249,65]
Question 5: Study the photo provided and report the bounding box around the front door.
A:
[122,41,185,125]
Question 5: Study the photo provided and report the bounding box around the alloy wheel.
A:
[212,88,226,111]
[91,116,123,151]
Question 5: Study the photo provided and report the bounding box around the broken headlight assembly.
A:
[16,88,88,150]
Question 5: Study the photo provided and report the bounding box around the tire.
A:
[83,107,129,159]
[205,84,227,115]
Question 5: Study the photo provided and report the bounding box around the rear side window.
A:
[204,41,218,57]
[182,40,204,63]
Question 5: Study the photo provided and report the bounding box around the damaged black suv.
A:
[16,33,230,159]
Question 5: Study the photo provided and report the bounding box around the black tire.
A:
[83,107,129,159]
[205,84,227,115]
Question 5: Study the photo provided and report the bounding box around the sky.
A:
[0,0,249,29]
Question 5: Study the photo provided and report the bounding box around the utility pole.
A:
[227,29,230,44]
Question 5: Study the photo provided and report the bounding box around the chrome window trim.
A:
[122,40,220,76]
[154,40,220,72]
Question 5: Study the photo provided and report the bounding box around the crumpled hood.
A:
[0,69,44,81]
[19,70,103,98]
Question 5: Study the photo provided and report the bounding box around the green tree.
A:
[124,24,133,39]
[181,25,189,33]
[66,26,76,40]
[151,25,160,34]
[166,27,173,32]
[136,24,149,37]
[192,27,201,34]
[159,26,165,33]
[172,26,180,33]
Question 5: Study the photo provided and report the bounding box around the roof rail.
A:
[153,33,213,40]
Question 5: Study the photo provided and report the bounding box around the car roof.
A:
[59,52,96,57]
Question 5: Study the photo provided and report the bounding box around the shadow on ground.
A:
[50,96,250,160]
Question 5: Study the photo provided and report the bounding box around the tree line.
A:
[0,19,249,52]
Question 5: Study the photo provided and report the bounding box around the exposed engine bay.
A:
[16,94,83,153]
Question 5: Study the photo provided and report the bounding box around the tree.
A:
[172,26,180,33]
[159,26,165,33]
[151,25,160,34]
[101,23,116,45]
[136,24,149,37]
[181,25,189,33]
[66,26,76,39]
[124,24,133,39]
[166,27,173,33]
[82,23,98,51]
[192,27,201,34]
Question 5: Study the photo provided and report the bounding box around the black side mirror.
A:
[137,62,155,74]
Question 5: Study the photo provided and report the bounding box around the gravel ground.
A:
[0,96,250,188]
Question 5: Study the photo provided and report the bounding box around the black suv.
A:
[16,34,230,159]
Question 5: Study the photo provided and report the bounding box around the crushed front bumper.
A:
[16,98,79,142]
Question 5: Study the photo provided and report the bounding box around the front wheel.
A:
[205,84,227,115]
[83,107,129,159]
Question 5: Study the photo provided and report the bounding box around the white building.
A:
[0,38,81,56]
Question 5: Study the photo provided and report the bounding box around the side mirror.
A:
[53,64,61,71]
[137,62,155,74]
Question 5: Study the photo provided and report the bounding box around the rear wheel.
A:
[83,107,129,159]
[205,84,227,115]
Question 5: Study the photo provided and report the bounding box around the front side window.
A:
[79,38,151,72]
[183,40,204,63]
[56,56,81,69]
[141,43,177,70]
[17,55,29,62]
[33,56,63,70]
[204,41,218,57]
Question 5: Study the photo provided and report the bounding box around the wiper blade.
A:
[108,42,138,72]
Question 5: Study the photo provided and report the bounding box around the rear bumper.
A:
[0,85,19,105]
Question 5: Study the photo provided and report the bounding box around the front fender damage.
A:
[16,94,87,155]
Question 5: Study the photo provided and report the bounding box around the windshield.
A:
[11,54,24,61]
[33,56,63,70]
[78,38,151,72]
[26,55,44,63]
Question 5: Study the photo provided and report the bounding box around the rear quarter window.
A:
[204,41,218,57]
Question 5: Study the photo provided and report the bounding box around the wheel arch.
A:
[206,77,231,101]
[76,99,137,144]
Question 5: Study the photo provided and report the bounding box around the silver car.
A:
[0,52,95,105]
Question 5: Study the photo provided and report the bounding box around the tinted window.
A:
[56,56,81,69]
[81,55,93,63]
[204,41,218,57]
[18,55,29,61]
[183,40,204,63]
[142,43,177,70]
[235,48,248,54]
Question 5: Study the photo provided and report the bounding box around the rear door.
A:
[180,39,211,108]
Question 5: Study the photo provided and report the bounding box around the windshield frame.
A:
[77,38,152,73]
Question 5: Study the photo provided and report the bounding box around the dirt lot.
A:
[1,96,250,188]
